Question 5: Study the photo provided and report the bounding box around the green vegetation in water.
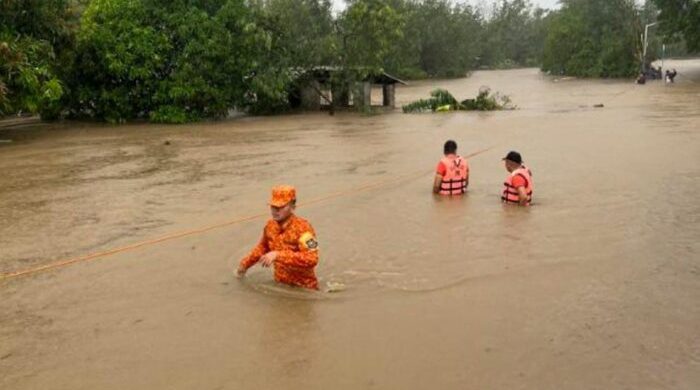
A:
[402,87,514,113]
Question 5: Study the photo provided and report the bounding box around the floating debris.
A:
[402,87,515,113]
[325,281,346,293]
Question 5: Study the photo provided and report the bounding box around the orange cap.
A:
[268,185,296,207]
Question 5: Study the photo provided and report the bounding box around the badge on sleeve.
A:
[299,231,318,251]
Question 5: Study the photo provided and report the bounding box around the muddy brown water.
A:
[1,60,699,389]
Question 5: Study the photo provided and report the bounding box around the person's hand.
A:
[236,265,247,278]
[259,251,278,267]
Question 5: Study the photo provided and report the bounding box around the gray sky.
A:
[331,0,562,14]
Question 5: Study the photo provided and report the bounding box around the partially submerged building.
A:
[290,67,407,110]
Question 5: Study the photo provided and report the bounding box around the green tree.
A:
[345,0,483,79]
[407,0,481,77]
[337,0,405,72]
[0,0,81,118]
[245,0,336,113]
[542,0,641,77]
[322,0,405,111]
[653,0,700,52]
[255,0,335,69]
[67,0,286,122]
[480,0,550,69]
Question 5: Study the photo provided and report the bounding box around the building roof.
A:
[294,66,407,85]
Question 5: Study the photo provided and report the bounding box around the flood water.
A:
[1,60,699,389]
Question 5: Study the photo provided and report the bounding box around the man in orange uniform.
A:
[433,140,469,195]
[501,151,533,206]
[236,185,320,289]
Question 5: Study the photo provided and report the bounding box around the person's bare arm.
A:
[433,174,443,194]
[517,186,529,206]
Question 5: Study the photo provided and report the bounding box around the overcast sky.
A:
[331,0,562,14]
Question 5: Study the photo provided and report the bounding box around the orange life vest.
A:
[502,165,533,205]
[439,155,469,195]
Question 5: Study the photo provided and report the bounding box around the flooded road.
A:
[1,59,699,389]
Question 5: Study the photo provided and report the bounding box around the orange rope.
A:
[0,147,495,281]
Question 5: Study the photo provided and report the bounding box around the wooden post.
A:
[332,82,350,107]
[354,81,371,110]
[382,83,395,108]
[301,80,321,110]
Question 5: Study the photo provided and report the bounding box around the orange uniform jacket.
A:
[239,215,319,289]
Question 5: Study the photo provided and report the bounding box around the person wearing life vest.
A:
[433,140,469,195]
[236,185,320,289]
[501,151,533,206]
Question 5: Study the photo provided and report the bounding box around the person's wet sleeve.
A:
[511,175,527,188]
[276,230,319,268]
[436,161,446,176]
[239,229,269,270]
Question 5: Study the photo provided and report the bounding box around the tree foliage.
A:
[402,0,482,77]
[402,87,513,113]
[254,0,335,70]
[0,0,81,118]
[4,0,674,122]
[339,0,405,72]
[66,0,288,123]
[542,0,642,77]
[653,0,700,53]
[480,0,549,69]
